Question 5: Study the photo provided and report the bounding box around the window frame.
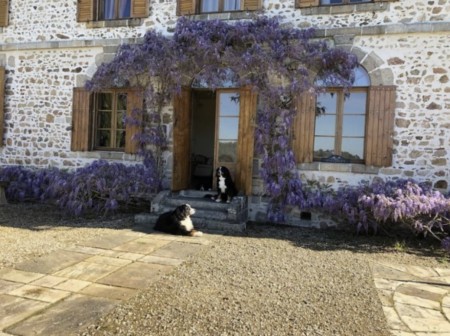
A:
[320,0,372,5]
[92,90,129,151]
[199,0,241,13]
[313,87,368,164]
[96,0,131,21]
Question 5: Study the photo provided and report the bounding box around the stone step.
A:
[163,195,246,213]
[158,205,246,224]
[135,213,246,233]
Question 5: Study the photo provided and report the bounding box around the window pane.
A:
[224,0,240,10]
[350,0,371,3]
[341,138,364,161]
[99,93,112,110]
[218,141,237,163]
[321,0,343,4]
[96,130,111,147]
[317,92,337,114]
[343,92,367,114]
[201,0,218,12]
[119,0,131,18]
[219,118,239,140]
[314,137,335,159]
[315,115,336,136]
[116,131,126,148]
[103,0,115,19]
[98,111,111,128]
[353,66,371,87]
[342,115,366,137]
[219,93,239,116]
[116,111,125,129]
[117,93,127,111]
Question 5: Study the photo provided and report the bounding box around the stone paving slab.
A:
[13,250,92,274]
[151,240,205,259]
[373,262,450,336]
[53,261,122,282]
[0,269,44,284]
[0,279,23,294]
[97,261,173,289]
[5,294,118,336]
[80,283,138,301]
[0,294,49,330]
[112,236,171,254]
[8,284,71,303]
[81,232,144,249]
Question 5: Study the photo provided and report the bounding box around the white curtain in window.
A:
[201,0,218,12]
[119,0,131,18]
[104,0,115,19]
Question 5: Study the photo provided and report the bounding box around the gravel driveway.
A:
[0,203,446,336]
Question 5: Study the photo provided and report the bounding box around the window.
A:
[97,0,131,20]
[200,0,241,13]
[94,92,127,150]
[71,88,142,154]
[77,0,148,23]
[314,67,370,163]
[320,0,371,4]
[177,0,259,15]
[293,67,396,167]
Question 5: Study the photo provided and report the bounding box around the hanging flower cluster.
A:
[86,16,358,221]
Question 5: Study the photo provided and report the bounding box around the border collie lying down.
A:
[154,204,203,237]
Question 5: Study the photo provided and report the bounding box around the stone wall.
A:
[0,0,448,203]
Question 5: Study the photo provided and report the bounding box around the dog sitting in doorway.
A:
[211,166,237,204]
[154,204,203,237]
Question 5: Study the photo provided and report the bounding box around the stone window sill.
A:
[80,151,141,162]
[86,18,143,29]
[297,162,380,174]
[300,2,390,15]
[188,11,255,21]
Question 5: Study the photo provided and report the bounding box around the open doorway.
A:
[172,86,255,195]
[190,90,216,190]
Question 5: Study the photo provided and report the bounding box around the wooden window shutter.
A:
[125,88,144,154]
[365,86,396,167]
[71,88,92,151]
[172,87,192,191]
[0,67,5,147]
[242,0,262,10]
[236,86,257,196]
[293,92,316,163]
[177,0,195,15]
[77,0,94,22]
[0,0,9,27]
[297,0,319,8]
[132,0,149,18]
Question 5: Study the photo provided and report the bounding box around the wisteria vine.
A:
[86,16,357,221]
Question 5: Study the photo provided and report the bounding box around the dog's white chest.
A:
[180,217,194,232]
[218,176,227,193]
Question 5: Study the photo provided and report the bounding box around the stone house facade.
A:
[0,0,448,223]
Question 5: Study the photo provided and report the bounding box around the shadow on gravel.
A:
[1,202,446,261]
[227,221,447,260]
[0,203,137,231]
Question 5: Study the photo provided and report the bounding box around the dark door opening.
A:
[190,90,216,190]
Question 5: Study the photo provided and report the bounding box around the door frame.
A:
[172,86,257,195]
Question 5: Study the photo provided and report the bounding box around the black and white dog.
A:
[154,204,203,237]
[211,166,237,204]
